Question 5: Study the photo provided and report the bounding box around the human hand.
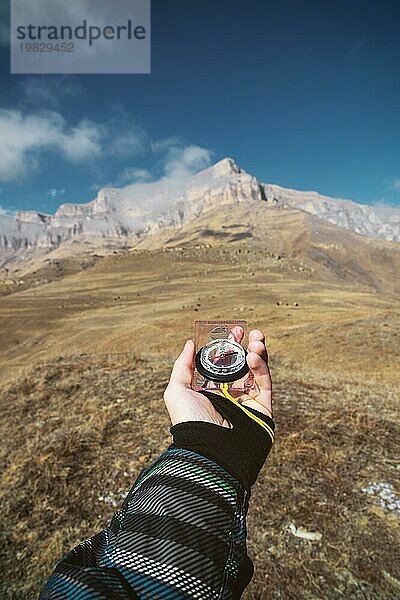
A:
[164,328,273,428]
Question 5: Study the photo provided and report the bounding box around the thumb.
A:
[168,339,195,388]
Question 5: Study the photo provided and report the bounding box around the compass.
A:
[195,338,249,383]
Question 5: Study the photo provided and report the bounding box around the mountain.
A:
[0,157,399,275]
[0,158,261,255]
[262,182,400,242]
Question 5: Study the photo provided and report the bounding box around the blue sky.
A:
[0,0,400,214]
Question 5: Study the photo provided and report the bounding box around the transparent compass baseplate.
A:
[192,320,255,393]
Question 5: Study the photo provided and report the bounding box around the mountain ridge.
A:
[0,157,399,273]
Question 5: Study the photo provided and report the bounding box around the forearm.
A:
[40,391,274,599]
[41,447,254,599]
[110,447,254,598]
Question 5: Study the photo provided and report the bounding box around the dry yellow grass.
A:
[0,243,399,598]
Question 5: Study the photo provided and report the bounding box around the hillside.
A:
[1,234,399,386]
[0,241,399,599]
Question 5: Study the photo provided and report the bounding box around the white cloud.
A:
[112,139,212,191]
[46,188,66,198]
[105,105,148,157]
[119,167,152,184]
[151,136,181,154]
[150,136,212,179]
[0,96,213,212]
[109,130,146,157]
[61,119,103,161]
[373,178,400,212]
[0,107,150,182]
[117,142,213,217]
[162,144,212,179]
[0,109,105,182]
[89,182,103,192]
[18,77,83,110]
[390,179,400,191]
[0,205,14,216]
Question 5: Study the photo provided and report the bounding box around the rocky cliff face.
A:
[0,158,263,255]
[0,157,399,262]
[262,183,400,242]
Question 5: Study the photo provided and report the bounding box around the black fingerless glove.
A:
[169,390,275,489]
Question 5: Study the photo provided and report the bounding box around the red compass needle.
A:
[212,351,238,362]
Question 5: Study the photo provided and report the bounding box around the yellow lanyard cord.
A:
[219,383,275,445]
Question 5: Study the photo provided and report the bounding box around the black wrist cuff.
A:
[170,390,275,489]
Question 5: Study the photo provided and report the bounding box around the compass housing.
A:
[195,338,249,383]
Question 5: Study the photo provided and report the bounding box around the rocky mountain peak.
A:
[206,157,241,177]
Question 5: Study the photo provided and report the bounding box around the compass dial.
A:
[195,339,249,383]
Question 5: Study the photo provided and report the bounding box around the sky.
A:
[0,0,400,215]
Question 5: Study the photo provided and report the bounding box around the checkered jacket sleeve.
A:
[40,447,255,599]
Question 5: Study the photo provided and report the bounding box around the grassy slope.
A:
[0,242,399,598]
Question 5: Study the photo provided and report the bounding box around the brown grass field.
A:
[0,241,399,599]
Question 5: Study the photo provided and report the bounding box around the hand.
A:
[164,328,273,428]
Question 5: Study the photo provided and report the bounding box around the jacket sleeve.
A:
[39,447,255,600]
